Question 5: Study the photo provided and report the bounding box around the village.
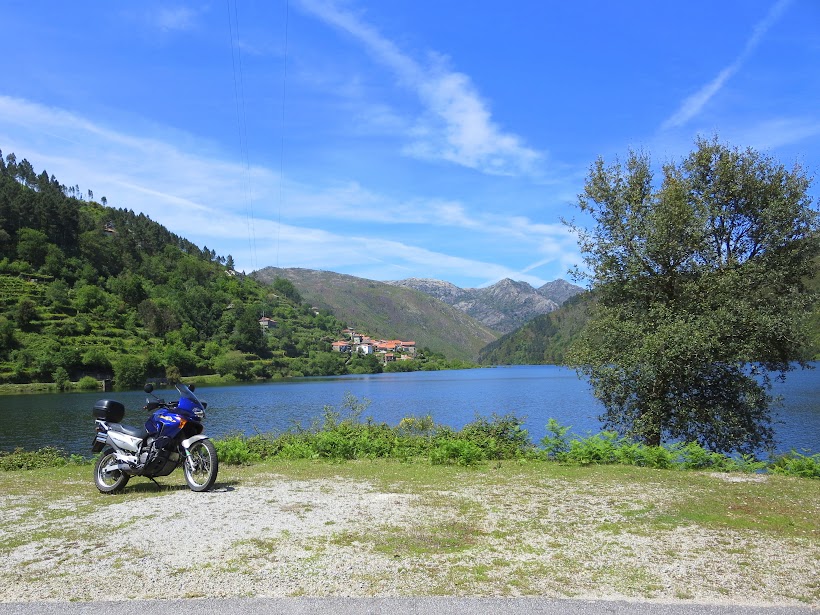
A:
[332,328,416,364]
[256,316,417,364]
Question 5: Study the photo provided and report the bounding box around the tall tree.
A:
[566,138,818,454]
[272,277,302,304]
[16,228,49,268]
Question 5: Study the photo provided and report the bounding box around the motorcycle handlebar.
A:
[143,400,180,412]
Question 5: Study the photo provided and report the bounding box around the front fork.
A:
[180,435,210,474]
[183,448,197,473]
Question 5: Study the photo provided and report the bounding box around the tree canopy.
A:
[566,137,818,454]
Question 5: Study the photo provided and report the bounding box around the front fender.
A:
[180,434,210,450]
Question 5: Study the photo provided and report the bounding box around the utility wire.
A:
[227,0,258,271]
[276,0,291,269]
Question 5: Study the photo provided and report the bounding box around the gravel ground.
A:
[0,470,818,606]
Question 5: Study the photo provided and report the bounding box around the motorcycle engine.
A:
[141,436,175,475]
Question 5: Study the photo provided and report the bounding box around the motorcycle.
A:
[91,383,219,493]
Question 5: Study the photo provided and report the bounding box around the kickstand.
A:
[148,477,161,489]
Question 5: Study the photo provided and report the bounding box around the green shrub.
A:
[725,454,768,474]
[614,442,675,469]
[674,441,731,470]
[537,420,772,473]
[245,433,282,459]
[276,440,316,460]
[397,415,438,437]
[53,367,70,391]
[542,418,572,459]
[112,355,146,390]
[351,424,396,459]
[390,436,431,461]
[769,451,820,478]
[76,376,100,390]
[562,431,621,465]
[430,440,484,466]
[214,435,260,465]
[0,447,68,471]
[459,413,533,459]
[312,429,356,460]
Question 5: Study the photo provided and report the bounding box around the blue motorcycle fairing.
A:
[144,384,207,437]
[145,412,185,438]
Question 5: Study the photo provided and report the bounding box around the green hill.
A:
[252,267,500,361]
[478,292,592,365]
[0,152,418,387]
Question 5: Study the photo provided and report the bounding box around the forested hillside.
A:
[0,151,464,389]
[478,292,592,365]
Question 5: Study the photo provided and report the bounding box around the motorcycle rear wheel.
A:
[94,449,130,494]
[183,439,218,492]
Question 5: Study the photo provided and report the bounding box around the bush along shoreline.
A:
[2,398,818,478]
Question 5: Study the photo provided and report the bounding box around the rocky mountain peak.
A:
[387,277,466,303]
[389,276,583,333]
[538,279,585,305]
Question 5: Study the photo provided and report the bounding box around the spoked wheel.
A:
[94,449,130,494]
[183,439,218,492]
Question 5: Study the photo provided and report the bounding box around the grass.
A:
[0,382,60,394]
[334,518,482,557]
[8,454,816,541]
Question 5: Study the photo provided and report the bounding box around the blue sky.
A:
[2,1,818,288]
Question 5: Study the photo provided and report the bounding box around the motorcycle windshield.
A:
[176,384,205,410]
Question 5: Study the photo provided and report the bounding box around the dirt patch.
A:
[0,471,817,605]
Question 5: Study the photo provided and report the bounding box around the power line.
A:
[276,0,291,269]
[227,0,257,271]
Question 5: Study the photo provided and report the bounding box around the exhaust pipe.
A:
[103,461,136,473]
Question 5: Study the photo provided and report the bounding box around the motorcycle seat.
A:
[109,423,148,439]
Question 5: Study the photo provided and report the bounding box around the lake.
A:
[1,365,817,457]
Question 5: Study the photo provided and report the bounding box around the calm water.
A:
[1,365,817,456]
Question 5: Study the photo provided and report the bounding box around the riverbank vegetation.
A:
[2,403,817,477]
[209,416,819,478]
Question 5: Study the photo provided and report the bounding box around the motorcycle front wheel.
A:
[183,439,218,492]
[94,449,130,494]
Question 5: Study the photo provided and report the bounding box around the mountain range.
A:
[252,267,585,361]
[386,277,583,333]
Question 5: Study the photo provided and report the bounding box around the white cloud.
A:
[661,0,793,131]
[297,0,542,176]
[728,117,820,152]
[155,7,199,32]
[0,95,577,286]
